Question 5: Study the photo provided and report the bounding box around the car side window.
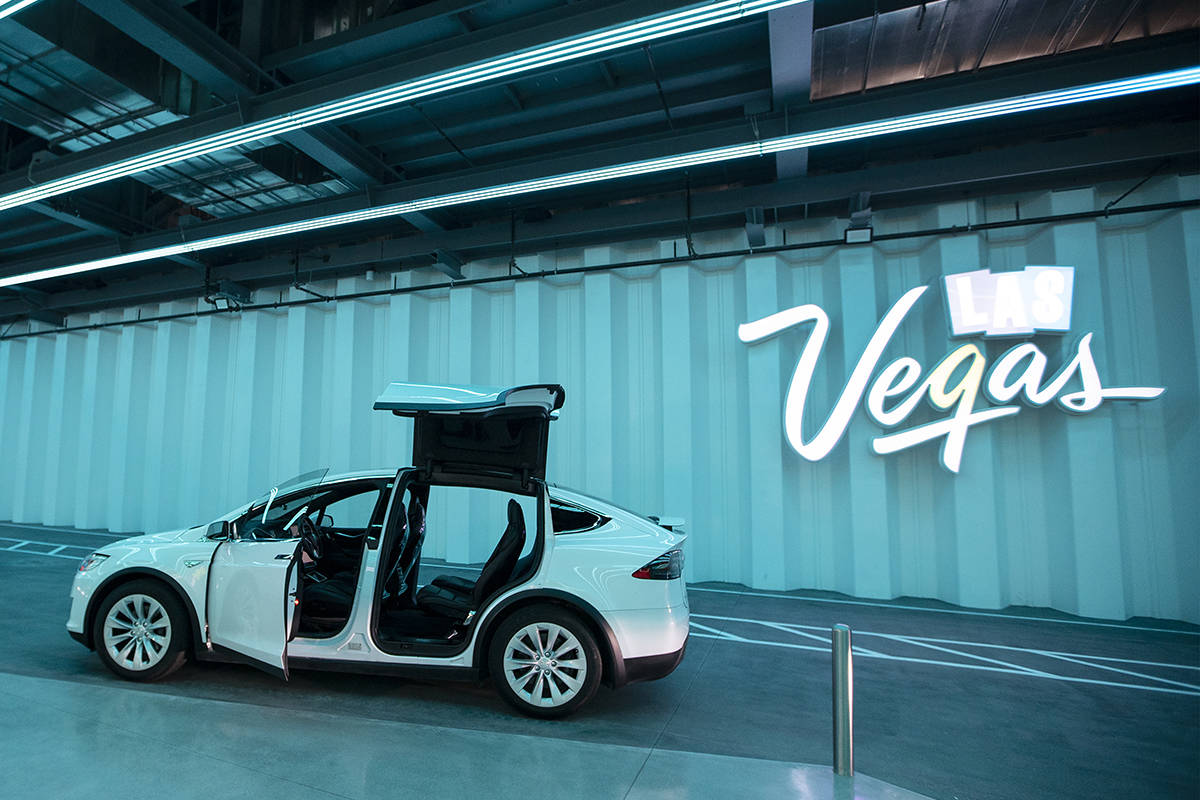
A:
[235,486,330,540]
[550,499,608,534]
[321,488,382,530]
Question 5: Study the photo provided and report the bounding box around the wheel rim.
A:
[103,594,171,671]
[503,622,587,708]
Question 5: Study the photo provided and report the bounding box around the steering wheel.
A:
[296,514,323,561]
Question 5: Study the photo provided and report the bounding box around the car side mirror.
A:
[206,520,231,540]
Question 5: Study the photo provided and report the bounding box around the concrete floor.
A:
[1,520,1197,799]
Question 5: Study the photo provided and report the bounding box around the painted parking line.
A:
[690,613,1200,697]
[0,537,93,560]
[688,586,1200,636]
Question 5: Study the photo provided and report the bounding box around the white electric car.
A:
[67,382,688,717]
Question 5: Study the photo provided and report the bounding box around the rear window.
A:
[551,499,609,534]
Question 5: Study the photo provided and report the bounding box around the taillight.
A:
[632,548,683,580]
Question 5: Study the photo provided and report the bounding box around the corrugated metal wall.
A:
[2,180,1196,622]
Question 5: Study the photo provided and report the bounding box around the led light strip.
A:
[2,66,1196,290]
[0,0,806,213]
[0,0,41,19]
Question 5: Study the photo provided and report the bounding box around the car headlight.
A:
[78,553,109,572]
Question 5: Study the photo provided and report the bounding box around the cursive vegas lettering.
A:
[738,284,1164,474]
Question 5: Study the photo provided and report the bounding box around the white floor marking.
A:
[686,632,1200,696]
[754,619,886,657]
[0,537,92,561]
[689,586,1199,636]
[1030,650,1200,691]
[692,612,1200,693]
[884,633,1055,678]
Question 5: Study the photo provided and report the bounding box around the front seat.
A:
[417,499,525,620]
[382,498,426,610]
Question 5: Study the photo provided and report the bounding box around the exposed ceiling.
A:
[0,0,1196,324]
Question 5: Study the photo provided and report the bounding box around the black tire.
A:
[92,578,190,682]
[488,604,602,719]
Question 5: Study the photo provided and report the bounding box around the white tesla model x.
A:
[67,383,688,717]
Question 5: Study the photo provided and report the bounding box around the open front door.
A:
[207,538,300,679]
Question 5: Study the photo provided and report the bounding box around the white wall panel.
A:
[2,180,1196,622]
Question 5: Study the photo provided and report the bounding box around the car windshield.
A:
[249,468,329,509]
[237,468,330,539]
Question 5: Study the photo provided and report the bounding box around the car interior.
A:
[230,479,390,638]
[372,480,543,649]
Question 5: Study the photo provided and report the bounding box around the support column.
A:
[932,204,1002,609]
[0,338,27,521]
[75,320,118,529]
[834,248,891,598]
[13,336,54,523]
[43,331,85,525]
[107,312,155,532]
[1037,188,1125,619]
[743,254,787,589]
[659,264,697,580]
[582,253,616,501]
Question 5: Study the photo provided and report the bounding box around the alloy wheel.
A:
[502,622,587,708]
[102,593,172,671]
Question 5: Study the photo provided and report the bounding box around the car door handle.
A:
[275,553,292,560]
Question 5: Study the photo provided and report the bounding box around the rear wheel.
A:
[488,604,601,719]
[92,579,189,682]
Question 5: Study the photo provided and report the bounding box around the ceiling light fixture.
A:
[0,0,41,19]
[2,66,1196,290]
[0,0,806,213]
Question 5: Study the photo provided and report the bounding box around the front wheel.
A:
[92,579,189,682]
[488,604,602,719]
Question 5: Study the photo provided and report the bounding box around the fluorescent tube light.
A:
[0,0,41,19]
[2,66,1196,290]
[0,0,810,213]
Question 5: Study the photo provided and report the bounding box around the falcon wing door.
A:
[374,382,565,491]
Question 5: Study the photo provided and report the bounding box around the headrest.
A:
[407,497,425,536]
[507,498,524,531]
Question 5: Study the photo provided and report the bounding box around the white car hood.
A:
[111,528,194,547]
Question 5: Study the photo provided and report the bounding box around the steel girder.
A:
[1,121,1193,321]
[0,0,689,202]
[2,34,1194,285]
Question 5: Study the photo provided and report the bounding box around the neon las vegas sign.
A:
[739,266,1165,473]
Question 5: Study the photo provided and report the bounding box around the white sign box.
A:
[943,266,1074,337]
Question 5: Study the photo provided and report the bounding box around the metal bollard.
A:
[832,623,854,777]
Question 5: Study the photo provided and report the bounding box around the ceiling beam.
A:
[768,2,813,178]
[6,36,1196,288]
[2,122,1191,320]
[75,0,448,238]
[0,0,692,201]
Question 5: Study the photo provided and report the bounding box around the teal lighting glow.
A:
[0,0,41,19]
[0,0,808,213]
[2,65,1196,290]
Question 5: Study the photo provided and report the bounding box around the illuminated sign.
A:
[739,268,1164,473]
[944,266,1074,337]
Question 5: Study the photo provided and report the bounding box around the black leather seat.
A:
[307,498,426,621]
[382,498,426,610]
[417,499,525,620]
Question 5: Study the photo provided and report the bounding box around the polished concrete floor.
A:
[0,671,922,799]
[1,520,1197,799]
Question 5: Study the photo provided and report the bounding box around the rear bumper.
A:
[622,640,686,685]
[68,628,90,649]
